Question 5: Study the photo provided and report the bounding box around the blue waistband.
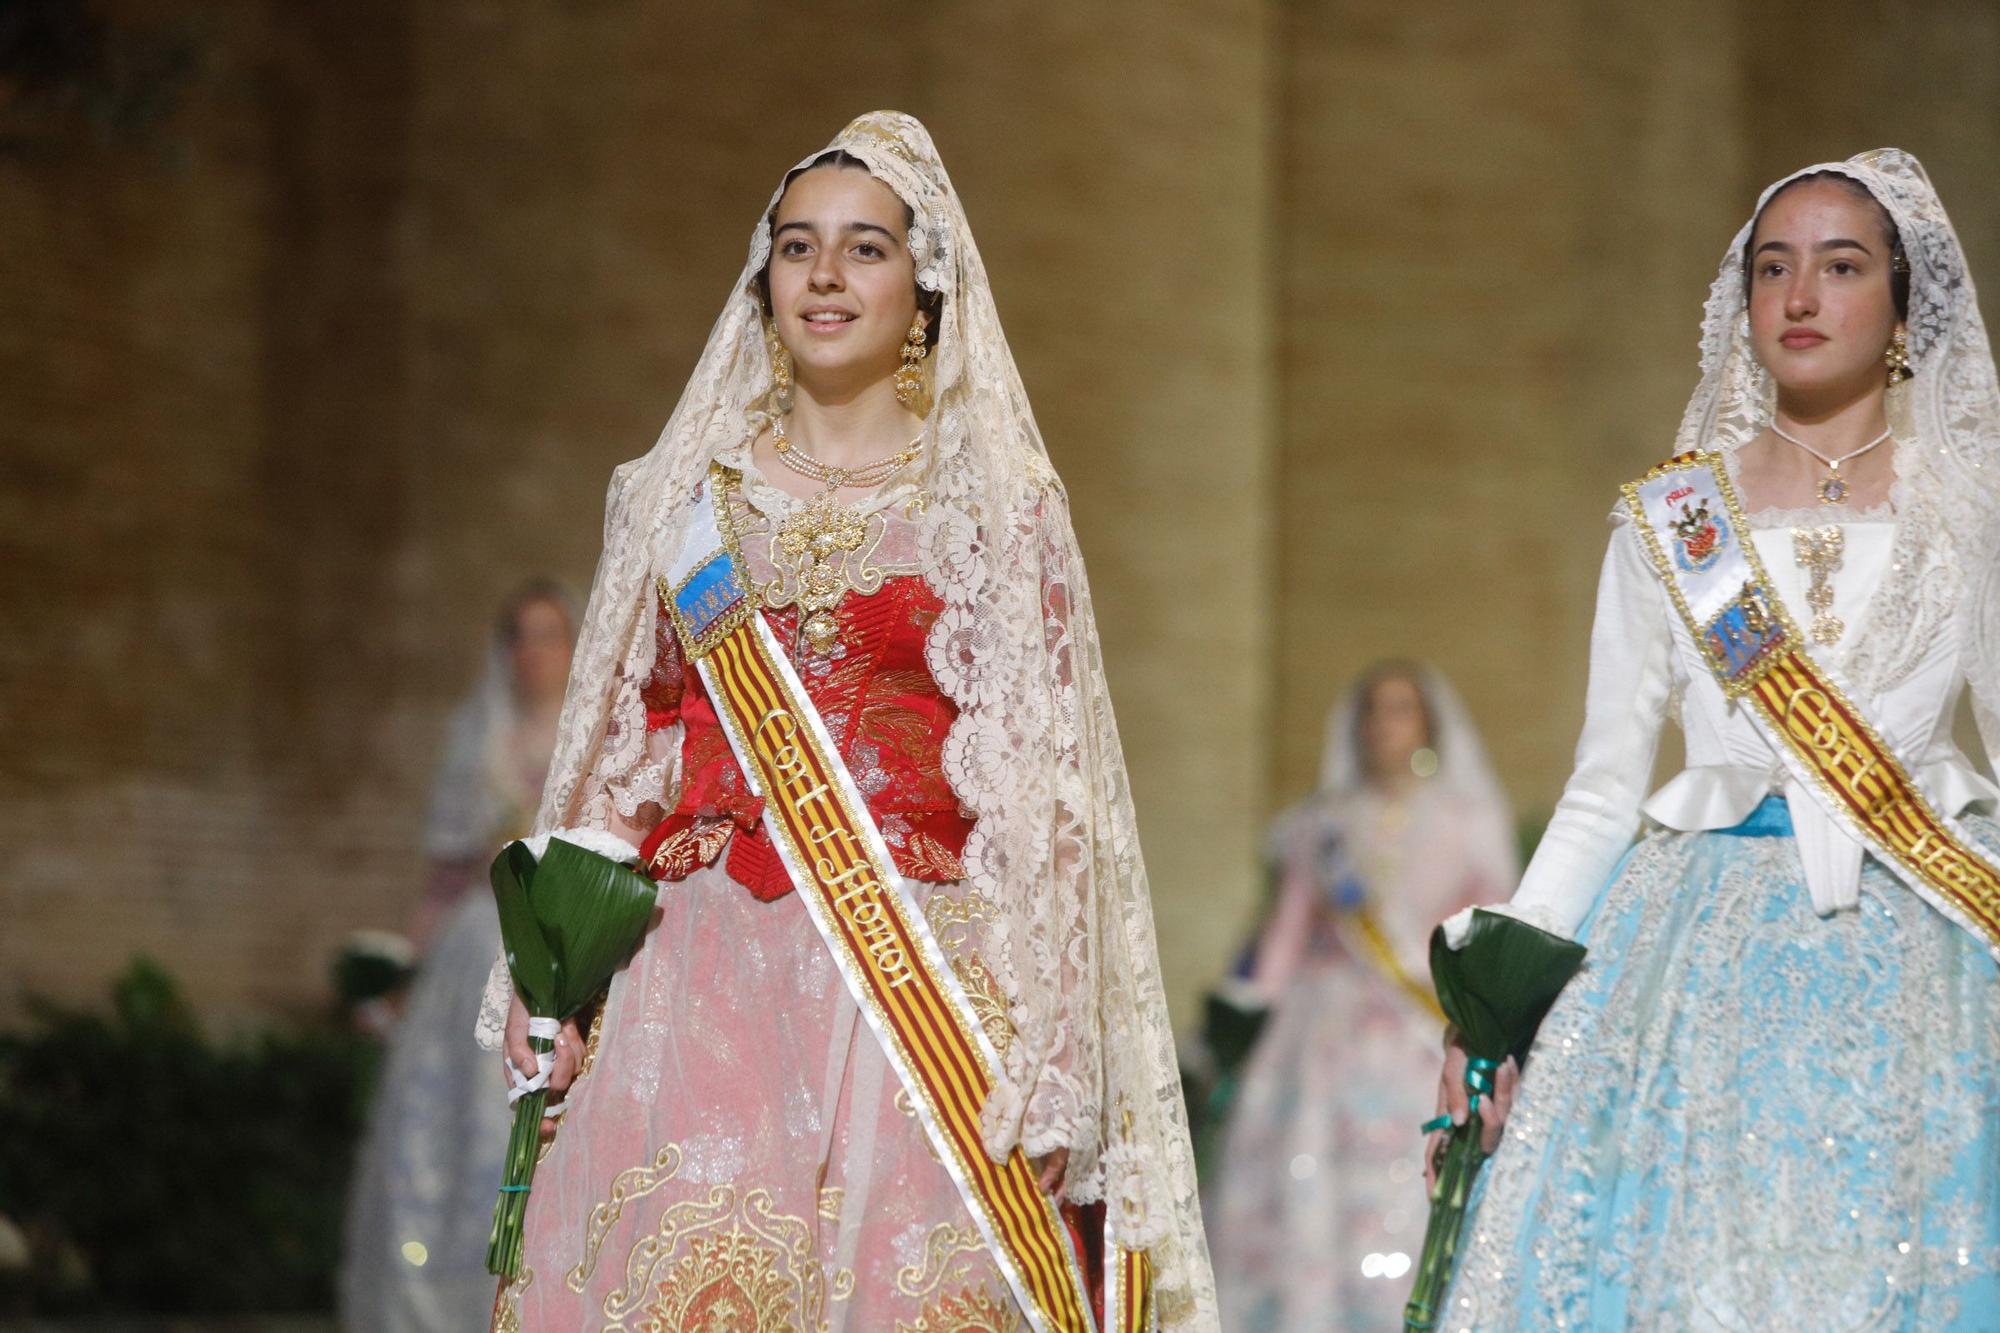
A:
[1718,793,1793,838]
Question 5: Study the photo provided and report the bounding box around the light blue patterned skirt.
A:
[1445,797,2000,1331]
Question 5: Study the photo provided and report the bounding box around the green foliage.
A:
[493,838,657,1022]
[531,839,659,1019]
[1429,908,1586,1067]
[0,958,376,1315]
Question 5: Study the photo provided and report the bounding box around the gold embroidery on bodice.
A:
[771,491,886,654]
[717,471,922,658]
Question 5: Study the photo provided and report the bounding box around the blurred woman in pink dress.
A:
[1211,662,1516,1330]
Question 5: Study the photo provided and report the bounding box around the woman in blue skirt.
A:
[1433,150,2000,1329]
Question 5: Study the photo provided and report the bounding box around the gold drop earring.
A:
[766,321,795,411]
[1885,328,1912,385]
[893,312,928,410]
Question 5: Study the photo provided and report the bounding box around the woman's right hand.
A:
[1423,1034,1518,1192]
[501,992,584,1140]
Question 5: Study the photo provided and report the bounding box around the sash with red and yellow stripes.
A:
[1624,450,2000,955]
[659,472,1155,1332]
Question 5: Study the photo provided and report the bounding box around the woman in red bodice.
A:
[639,567,972,897]
[476,113,1215,1331]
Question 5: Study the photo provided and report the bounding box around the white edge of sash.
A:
[664,490,726,586]
[1631,466,1750,627]
[685,582,1097,1332]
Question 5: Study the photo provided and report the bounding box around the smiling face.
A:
[1745,176,1904,410]
[765,163,923,401]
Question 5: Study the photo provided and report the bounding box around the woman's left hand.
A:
[1032,1147,1069,1197]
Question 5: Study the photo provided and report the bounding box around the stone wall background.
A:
[5,0,1996,1028]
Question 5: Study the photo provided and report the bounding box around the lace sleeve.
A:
[609,590,686,826]
[474,951,513,1051]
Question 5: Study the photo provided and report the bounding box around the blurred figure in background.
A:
[1210,661,1517,1330]
[339,579,576,1333]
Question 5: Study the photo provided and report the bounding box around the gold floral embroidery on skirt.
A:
[894,1283,1027,1333]
[637,1228,796,1332]
[895,1221,988,1300]
[921,886,996,938]
[921,889,1015,1056]
[952,952,1013,1059]
[569,1142,685,1291]
[601,1185,853,1332]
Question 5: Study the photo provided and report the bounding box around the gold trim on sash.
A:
[1106,1233,1155,1333]
[1343,909,1448,1025]
[1623,451,2000,953]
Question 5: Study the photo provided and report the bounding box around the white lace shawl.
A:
[475,111,1215,1326]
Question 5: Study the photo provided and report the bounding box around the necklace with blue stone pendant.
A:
[1771,422,1892,505]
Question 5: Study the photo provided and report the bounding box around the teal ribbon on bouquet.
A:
[1463,1056,1499,1114]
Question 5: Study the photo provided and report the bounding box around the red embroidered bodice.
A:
[637,574,973,900]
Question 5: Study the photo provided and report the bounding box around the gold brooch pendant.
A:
[774,491,870,655]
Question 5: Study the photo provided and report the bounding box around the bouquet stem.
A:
[1403,1111,1486,1331]
[485,1031,554,1279]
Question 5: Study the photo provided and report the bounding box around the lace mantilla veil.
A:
[1673,149,2000,734]
[475,111,1216,1325]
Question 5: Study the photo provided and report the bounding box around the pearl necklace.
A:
[1769,421,1893,505]
[771,414,924,493]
